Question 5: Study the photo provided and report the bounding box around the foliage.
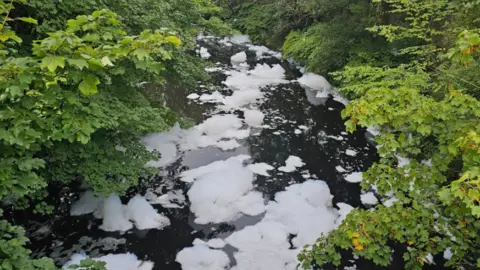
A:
[291,0,480,269]
[67,259,106,270]
[226,0,395,74]
[0,0,194,268]
[0,210,57,270]
[22,0,233,87]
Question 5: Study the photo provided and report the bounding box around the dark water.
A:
[17,37,447,270]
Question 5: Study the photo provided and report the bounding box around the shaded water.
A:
[18,36,439,270]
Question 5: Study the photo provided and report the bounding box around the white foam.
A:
[64,253,153,270]
[443,247,452,260]
[70,190,103,216]
[366,126,381,137]
[177,114,250,150]
[335,202,354,227]
[215,139,241,150]
[243,109,265,127]
[98,194,133,232]
[199,91,224,103]
[205,67,223,73]
[207,238,226,249]
[247,45,279,59]
[396,155,411,168]
[263,180,337,247]
[224,64,288,92]
[222,89,263,110]
[225,180,338,270]
[383,197,398,207]
[298,73,332,99]
[230,34,251,44]
[231,51,247,63]
[278,155,304,172]
[344,172,363,183]
[226,221,297,270]
[184,156,265,224]
[247,162,274,176]
[176,245,229,270]
[187,93,200,99]
[180,155,251,183]
[197,114,242,137]
[143,125,182,167]
[234,191,266,216]
[125,195,170,230]
[346,149,358,156]
[146,190,185,208]
[360,192,378,205]
[335,166,347,173]
[199,47,211,59]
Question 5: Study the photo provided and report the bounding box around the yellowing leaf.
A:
[165,36,182,46]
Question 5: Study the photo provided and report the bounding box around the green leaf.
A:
[18,17,38,24]
[78,75,100,95]
[133,48,150,60]
[101,56,114,67]
[40,56,65,72]
[67,58,89,70]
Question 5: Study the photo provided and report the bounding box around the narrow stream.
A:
[27,35,382,270]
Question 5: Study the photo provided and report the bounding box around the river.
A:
[24,35,388,270]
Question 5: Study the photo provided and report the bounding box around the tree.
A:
[298,1,480,269]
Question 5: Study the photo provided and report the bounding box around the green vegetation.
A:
[226,0,480,269]
[0,0,229,269]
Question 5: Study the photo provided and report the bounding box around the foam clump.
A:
[125,195,170,230]
[361,192,378,205]
[197,114,242,137]
[278,155,304,172]
[98,194,133,232]
[231,51,247,63]
[335,202,354,227]
[247,162,274,176]
[224,64,288,92]
[199,47,211,59]
[199,91,224,103]
[176,244,230,270]
[346,149,358,156]
[263,180,338,247]
[224,180,339,270]
[142,124,182,167]
[178,114,250,151]
[207,238,227,249]
[63,252,153,270]
[298,73,332,100]
[147,190,185,208]
[344,172,363,183]
[226,221,297,270]
[181,155,265,224]
[186,93,200,99]
[215,139,241,150]
[222,89,263,110]
[243,109,265,126]
[70,190,103,216]
[247,45,280,59]
[230,34,251,44]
